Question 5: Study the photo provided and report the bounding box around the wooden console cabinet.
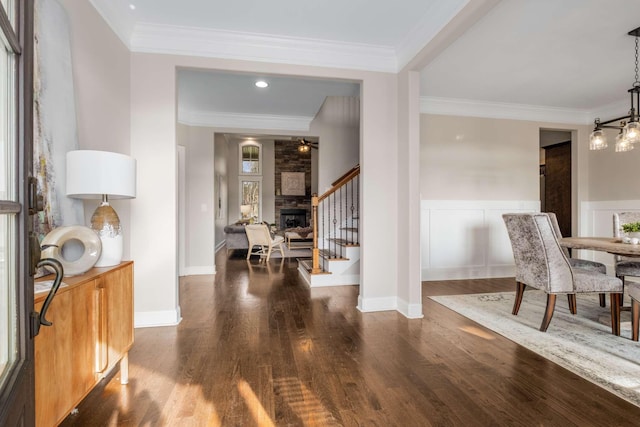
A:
[34,261,134,427]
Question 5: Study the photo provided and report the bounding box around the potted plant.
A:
[622,221,640,238]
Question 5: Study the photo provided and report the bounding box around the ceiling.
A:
[89,0,640,127]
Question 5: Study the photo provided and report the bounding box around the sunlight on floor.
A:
[459,325,496,340]
[238,379,275,427]
[273,377,340,425]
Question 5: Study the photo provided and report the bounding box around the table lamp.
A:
[240,204,251,219]
[66,150,136,267]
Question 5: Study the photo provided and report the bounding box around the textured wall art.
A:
[281,172,305,196]
[33,0,83,241]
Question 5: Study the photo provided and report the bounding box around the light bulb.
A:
[589,129,607,150]
[615,132,634,152]
[624,121,640,144]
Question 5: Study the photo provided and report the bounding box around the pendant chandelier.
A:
[589,26,640,151]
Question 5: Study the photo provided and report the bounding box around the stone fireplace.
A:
[280,208,307,229]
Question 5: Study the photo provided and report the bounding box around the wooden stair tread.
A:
[318,249,350,260]
[298,259,331,275]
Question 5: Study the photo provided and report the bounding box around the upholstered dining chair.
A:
[628,283,640,341]
[548,212,609,308]
[503,213,623,334]
[245,223,285,262]
[613,212,640,303]
[548,212,607,274]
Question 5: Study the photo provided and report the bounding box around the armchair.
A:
[245,224,285,262]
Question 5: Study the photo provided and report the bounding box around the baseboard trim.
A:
[397,298,424,319]
[135,309,182,328]
[422,265,514,281]
[357,295,397,313]
[181,266,216,276]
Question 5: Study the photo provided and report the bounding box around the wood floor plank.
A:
[60,256,640,426]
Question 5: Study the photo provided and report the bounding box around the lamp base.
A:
[91,202,124,267]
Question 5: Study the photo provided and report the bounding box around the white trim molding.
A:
[357,295,398,313]
[135,308,182,328]
[576,200,640,273]
[131,23,398,73]
[181,266,216,276]
[397,298,424,319]
[178,110,313,132]
[420,96,593,124]
[421,199,540,281]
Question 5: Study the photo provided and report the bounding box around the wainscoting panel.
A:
[421,200,539,281]
[577,200,640,272]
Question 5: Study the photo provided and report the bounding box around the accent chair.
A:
[245,223,285,262]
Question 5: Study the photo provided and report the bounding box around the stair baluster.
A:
[311,164,360,274]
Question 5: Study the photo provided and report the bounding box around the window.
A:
[241,178,261,221]
[0,0,19,389]
[239,141,261,175]
[239,141,262,220]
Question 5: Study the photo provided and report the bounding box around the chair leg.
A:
[616,276,626,306]
[610,293,622,336]
[539,294,557,332]
[567,294,577,314]
[512,281,526,315]
[246,244,252,260]
[632,299,640,341]
[599,293,606,307]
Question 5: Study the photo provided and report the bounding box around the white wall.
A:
[214,133,229,251]
[128,53,400,325]
[421,115,540,200]
[420,113,593,280]
[177,125,215,275]
[588,127,640,201]
[309,96,360,191]
[59,0,132,258]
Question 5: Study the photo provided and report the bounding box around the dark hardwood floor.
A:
[61,250,640,426]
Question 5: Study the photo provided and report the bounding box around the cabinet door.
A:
[102,264,134,372]
[35,280,98,427]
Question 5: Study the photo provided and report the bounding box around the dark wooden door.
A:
[544,141,572,237]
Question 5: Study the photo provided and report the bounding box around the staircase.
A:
[298,165,360,287]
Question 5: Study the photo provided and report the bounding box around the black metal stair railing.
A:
[311,165,359,274]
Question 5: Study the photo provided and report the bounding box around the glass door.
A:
[0,1,35,425]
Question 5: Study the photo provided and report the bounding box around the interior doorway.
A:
[540,130,572,236]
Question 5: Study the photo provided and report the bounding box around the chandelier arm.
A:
[596,115,634,128]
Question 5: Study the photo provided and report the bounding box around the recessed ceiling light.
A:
[255,80,268,88]
[129,4,136,10]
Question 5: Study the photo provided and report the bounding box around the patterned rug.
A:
[430,290,640,407]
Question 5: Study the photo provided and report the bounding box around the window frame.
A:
[238,140,262,176]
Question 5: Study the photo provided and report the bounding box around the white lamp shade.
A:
[66,150,136,199]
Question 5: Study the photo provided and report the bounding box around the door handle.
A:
[31,258,64,337]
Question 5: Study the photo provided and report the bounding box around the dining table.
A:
[560,236,640,257]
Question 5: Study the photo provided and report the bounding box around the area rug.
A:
[268,246,311,259]
[430,290,640,407]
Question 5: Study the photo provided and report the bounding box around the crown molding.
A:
[130,23,397,72]
[178,110,313,131]
[590,98,630,125]
[420,96,594,125]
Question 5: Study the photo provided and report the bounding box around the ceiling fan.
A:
[297,138,318,152]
